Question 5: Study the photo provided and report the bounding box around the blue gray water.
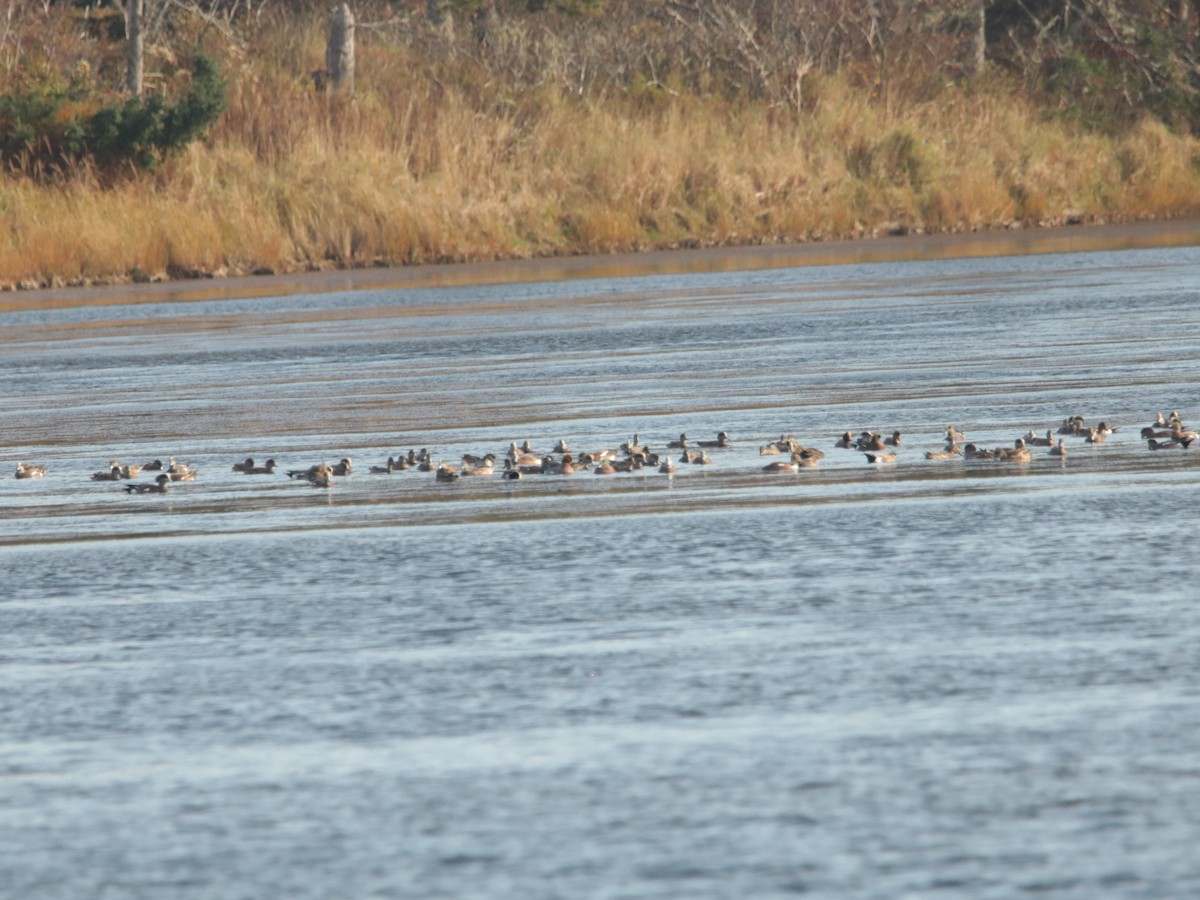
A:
[3,233,1200,898]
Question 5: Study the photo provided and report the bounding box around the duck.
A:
[125,473,171,494]
[91,462,124,481]
[760,434,800,455]
[309,464,334,488]
[667,433,689,449]
[369,457,399,474]
[996,438,1033,462]
[141,459,165,471]
[1148,437,1191,450]
[1170,427,1199,444]
[434,461,459,482]
[925,445,961,460]
[119,464,141,480]
[462,452,496,467]
[167,458,193,478]
[552,439,571,453]
[658,456,678,474]
[232,457,256,473]
[884,430,903,447]
[15,462,46,479]
[864,451,897,464]
[168,467,199,482]
[504,457,544,476]
[946,425,966,442]
[1084,427,1106,444]
[1141,426,1174,439]
[593,459,617,475]
[963,444,996,460]
[1049,439,1068,457]
[1059,415,1087,435]
[856,432,886,452]
[244,458,277,475]
[762,458,801,473]
[1026,429,1054,447]
[697,431,729,449]
[834,431,856,449]
[686,449,712,465]
[460,458,495,476]
[330,458,353,476]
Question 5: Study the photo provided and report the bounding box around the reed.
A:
[3,14,1200,289]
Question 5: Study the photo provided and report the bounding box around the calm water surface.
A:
[2,232,1200,898]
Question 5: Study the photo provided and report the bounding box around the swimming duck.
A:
[244,459,277,475]
[925,446,961,460]
[1141,426,1174,439]
[946,425,966,442]
[962,444,995,460]
[1084,427,1106,444]
[91,462,124,481]
[553,439,571,453]
[1059,415,1087,435]
[857,433,886,452]
[141,459,165,471]
[834,431,856,449]
[460,458,495,476]
[1170,427,1198,444]
[462,452,496,467]
[593,459,617,475]
[697,431,730,449]
[667,433,689,449]
[232,457,255,472]
[125,473,171,494]
[762,458,801,473]
[167,458,193,477]
[15,462,46,479]
[370,457,399,474]
[1148,437,1191,450]
[330,458,353,476]
[1025,429,1054,447]
[864,451,896,464]
[434,461,459,481]
[658,456,678,474]
[996,438,1033,462]
[760,434,800,455]
[686,449,712,465]
[309,463,334,488]
[168,467,199,482]
[884,430,902,447]
[1049,439,1068,457]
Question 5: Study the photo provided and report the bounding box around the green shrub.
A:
[0,54,227,176]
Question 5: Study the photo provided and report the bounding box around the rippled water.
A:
[3,231,1200,898]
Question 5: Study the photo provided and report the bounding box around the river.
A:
[2,225,1199,898]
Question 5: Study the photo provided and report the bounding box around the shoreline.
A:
[5,218,1200,313]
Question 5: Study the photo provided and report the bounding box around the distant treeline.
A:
[2,1,1197,132]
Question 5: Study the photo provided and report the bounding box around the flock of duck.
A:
[11,411,1195,492]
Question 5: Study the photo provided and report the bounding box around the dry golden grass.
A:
[4,20,1200,289]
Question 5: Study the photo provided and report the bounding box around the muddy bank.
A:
[3,219,1200,314]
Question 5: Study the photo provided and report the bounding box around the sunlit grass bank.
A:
[4,16,1200,289]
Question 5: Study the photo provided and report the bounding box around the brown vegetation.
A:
[2,0,1200,289]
